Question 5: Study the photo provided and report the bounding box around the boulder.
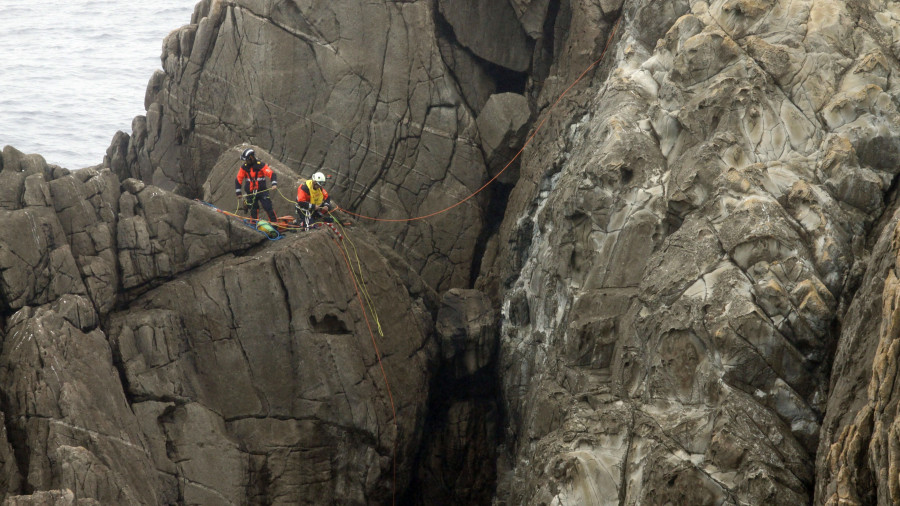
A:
[476,93,531,184]
[437,0,533,72]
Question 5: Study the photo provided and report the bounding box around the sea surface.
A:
[0,0,198,169]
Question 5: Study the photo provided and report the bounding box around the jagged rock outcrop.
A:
[483,0,900,503]
[1,295,159,504]
[10,0,900,503]
[814,203,900,505]
[106,0,501,291]
[0,145,439,504]
[107,228,437,504]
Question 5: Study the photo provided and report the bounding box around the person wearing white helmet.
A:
[296,171,335,228]
[235,147,278,221]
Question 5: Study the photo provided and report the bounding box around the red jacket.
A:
[235,161,276,195]
[296,180,331,210]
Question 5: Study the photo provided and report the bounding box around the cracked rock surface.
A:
[0,146,438,504]
[483,0,900,503]
[105,0,511,292]
[7,0,900,503]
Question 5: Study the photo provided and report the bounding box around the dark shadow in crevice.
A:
[469,181,514,288]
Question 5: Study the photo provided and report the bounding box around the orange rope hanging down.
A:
[330,235,399,504]
[312,18,622,506]
[339,16,622,223]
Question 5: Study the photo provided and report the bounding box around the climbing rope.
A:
[199,16,621,224]
[339,15,622,223]
[192,19,623,504]
[332,218,384,336]
[196,199,283,240]
[330,232,398,505]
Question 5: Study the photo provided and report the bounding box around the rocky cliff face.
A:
[106,0,494,292]
[486,0,900,503]
[5,0,900,504]
[0,145,439,504]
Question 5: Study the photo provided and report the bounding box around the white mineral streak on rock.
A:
[489,0,900,503]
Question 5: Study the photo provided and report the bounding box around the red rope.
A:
[330,235,398,505]
[340,16,622,223]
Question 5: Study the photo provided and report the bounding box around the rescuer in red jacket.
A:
[235,148,277,221]
[295,172,334,227]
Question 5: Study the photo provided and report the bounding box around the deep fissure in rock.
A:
[469,181,513,288]
[402,344,503,505]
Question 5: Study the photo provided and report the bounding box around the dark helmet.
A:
[241,148,255,161]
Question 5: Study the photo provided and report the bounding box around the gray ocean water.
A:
[0,0,197,169]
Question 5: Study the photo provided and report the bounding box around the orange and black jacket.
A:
[235,161,277,195]
[296,180,331,211]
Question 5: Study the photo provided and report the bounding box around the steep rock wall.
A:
[815,200,900,505]
[105,0,509,291]
[0,146,439,504]
[7,0,900,503]
[485,0,900,503]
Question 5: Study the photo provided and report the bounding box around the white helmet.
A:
[312,172,326,185]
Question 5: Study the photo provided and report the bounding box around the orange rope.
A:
[340,16,622,223]
[330,234,398,505]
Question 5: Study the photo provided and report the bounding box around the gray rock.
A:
[3,489,99,506]
[814,206,900,504]
[6,0,900,502]
[0,296,159,504]
[201,144,305,221]
[435,35,497,113]
[117,183,265,291]
[436,288,497,378]
[107,228,438,503]
[0,207,86,310]
[107,0,489,291]
[483,0,900,503]
[477,93,531,184]
[437,0,533,72]
[510,0,552,38]
[412,289,499,505]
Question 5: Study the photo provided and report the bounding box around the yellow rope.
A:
[333,218,384,337]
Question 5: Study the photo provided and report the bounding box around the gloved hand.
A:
[237,195,247,211]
